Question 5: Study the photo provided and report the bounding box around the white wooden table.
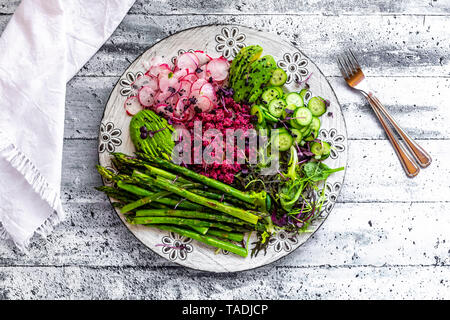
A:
[0,0,449,299]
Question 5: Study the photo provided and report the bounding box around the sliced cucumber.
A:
[285,92,304,107]
[261,87,282,104]
[310,116,321,131]
[282,104,296,119]
[304,117,321,141]
[299,124,311,137]
[293,107,312,127]
[271,129,293,152]
[250,105,265,124]
[268,98,287,118]
[269,68,287,86]
[262,107,280,122]
[308,97,327,117]
[289,118,302,129]
[299,89,312,105]
[272,86,284,97]
[290,128,303,144]
[310,141,331,159]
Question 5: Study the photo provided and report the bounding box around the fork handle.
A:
[365,94,420,178]
[368,93,432,168]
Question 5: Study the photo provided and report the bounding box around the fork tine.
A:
[343,52,356,72]
[340,54,353,76]
[348,49,361,70]
[337,56,349,78]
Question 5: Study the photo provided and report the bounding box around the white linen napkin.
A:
[0,0,135,249]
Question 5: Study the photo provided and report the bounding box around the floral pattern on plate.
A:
[98,122,122,153]
[277,52,308,84]
[215,27,246,59]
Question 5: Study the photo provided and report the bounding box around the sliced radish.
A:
[191,78,209,93]
[159,73,181,94]
[206,58,230,82]
[199,83,216,101]
[182,73,198,83]
[196,68,209,80]
[178,80,192,97]
[132,74,159,93]
[174,96,191,119]
[155,103,173,118]
[194,96,213,112]
[154,90,173,104]
[174,68,189,79]
[194,50,212,66]
[138,86,157,107]
[147,63,172,77]
[176,52,198,73]
[124,96,143,116]
[166,94,180,107]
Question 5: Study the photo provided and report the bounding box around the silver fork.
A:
[337,50,432,178]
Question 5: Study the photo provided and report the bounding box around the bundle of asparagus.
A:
[96,153,273,257]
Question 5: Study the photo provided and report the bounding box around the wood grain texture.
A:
[0,0,450,299]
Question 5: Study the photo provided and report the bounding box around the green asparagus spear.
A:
[133,171,260,225]
[131,217,234,232]
[121,191,172,213]
[206,229,244,242]
[154,225,248,257]
[135,153,268,211]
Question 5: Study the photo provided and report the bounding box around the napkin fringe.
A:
[0,138,63,250]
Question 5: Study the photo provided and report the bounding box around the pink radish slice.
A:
[206,58,230,82]
[138,86,157,107]
[191,78,209,93]
[147,63,172,77]
[154,90,173,104]
[178,80,192,97]
[159,74,181,94]
[124,96,143,116]
[176,52,198,73]
[133,74,159,92]
[194,96,213,112]
[174,68,189,79]
[155,103,173,118]
[174,96,191,119]
[165,94,180,107]
[181,73,198,83]
[194,50,212,66]
[196,68,209,80]
[199,83,216,101]
[183,52,200,66]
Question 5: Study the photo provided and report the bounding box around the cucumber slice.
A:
[261,87,282,104]
[310,141,331,159]
[272,86,284,96]
[308,97,327,116]
[289,118,302,129]
[270,68,287,86]
[310,116,321,131]
[299,89,312,105]
[271,129,293,152]
[285,92,304,107]
[290,128,303,144]
[250,105,265,124]
[282,104,296,119]
[293,107,312,127]
[304,117,320,141]
[268,98,287,118]
[262,108,280,122]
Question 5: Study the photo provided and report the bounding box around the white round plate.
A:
[99,25,348,272]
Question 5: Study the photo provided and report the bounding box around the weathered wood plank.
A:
[63,76,450,140]
[75,14,450,78]
[1,0,449,15]
[60,139,450,203]
[0,202,449,268]
[1,265,449,299]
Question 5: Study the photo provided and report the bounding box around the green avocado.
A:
[129,110,174,160]
[229,45,263,87]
